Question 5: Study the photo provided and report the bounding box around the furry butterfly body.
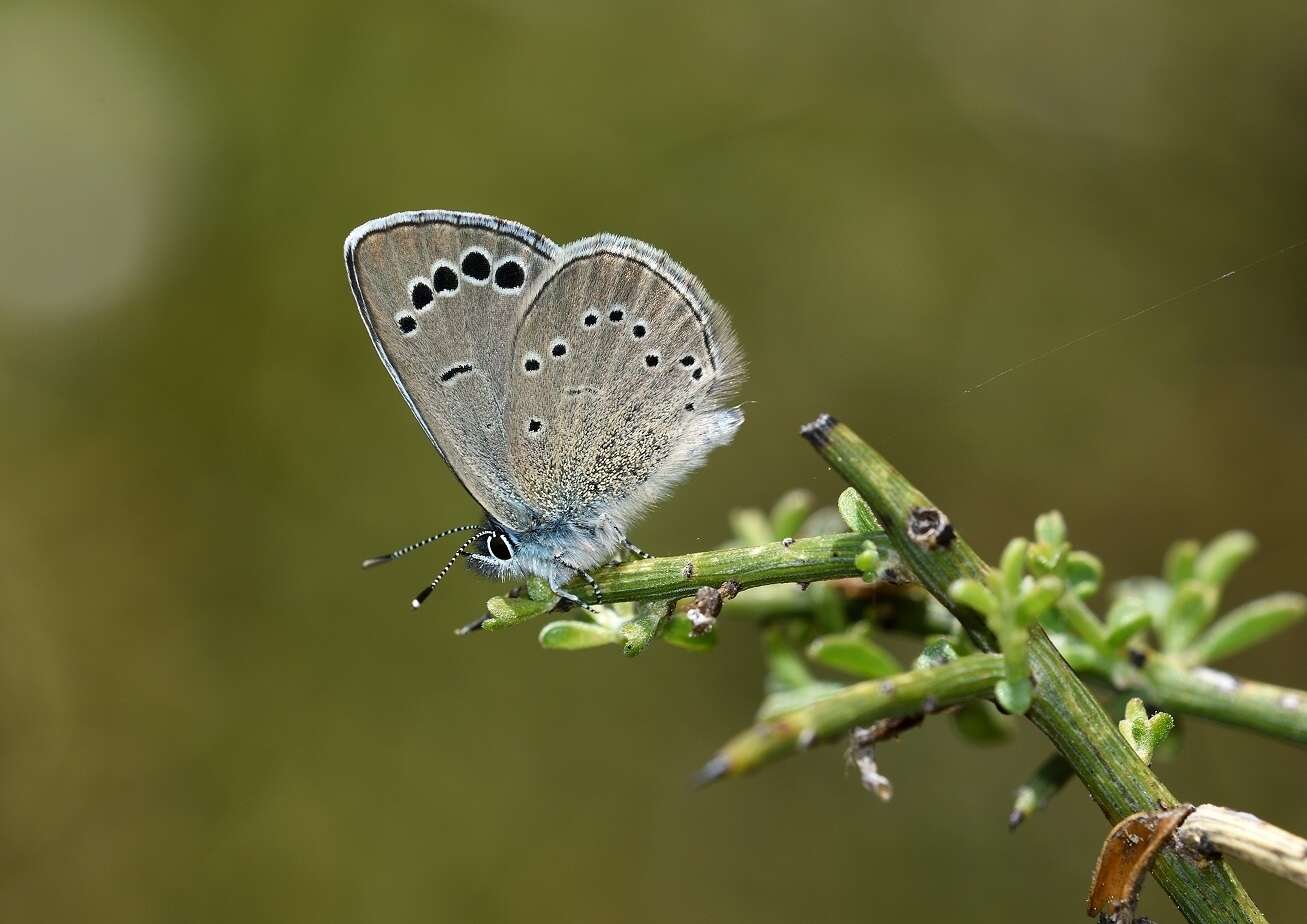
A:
[346,210,744,603]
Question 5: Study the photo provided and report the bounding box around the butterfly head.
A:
[465,524,521,578]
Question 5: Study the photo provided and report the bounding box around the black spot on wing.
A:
[433,266,458,293]
[462,251,491,281]
[494,259,525,290]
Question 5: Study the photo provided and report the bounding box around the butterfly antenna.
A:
[412,531,494,609]
[361,524,482,569]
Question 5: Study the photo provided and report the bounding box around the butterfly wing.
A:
[502,234,744,533]
[345,210,560,530]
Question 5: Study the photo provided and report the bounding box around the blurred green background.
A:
[2,1,1305,920]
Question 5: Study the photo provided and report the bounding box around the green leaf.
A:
[525,575,557,603]
[854,540,881,578]
[807,627,901,678]
[1163,539,1200,587]
[1009,753,1074,829]
[756,682,846,721]
[1147,711,1175,752]
[999,538,1029,597]
[1053,593,1109,653]
[1153,714,1185,763]
[811,584,847,634]
[585,603,629,632]
[1063,551,1103,599]
[1046,634,1107,673]
[729,508,775,546]
[662,612,718,651]
[1106,595,1148,631]
[1114,577,1174,637]
[770,490,814,541]
[1034,510,1067,546]
[1194,530,1257,588]
[1103,605,1152,651]
[1026,541,1066,577]
[1016,576,1064,624]
[1162,580,1219,652]
[837,487,878,533]
[620,602,670,657]
[1122,695,1148,726]
[484,593,558,630]
[951,700,1011,744]
[1186,593,1307,665]
[995,677,1032,715]
[949,578,998,619]
[1117,697,1173,765]
[538,620,620,650]
[764,629,816,692]
[912,637,959,670]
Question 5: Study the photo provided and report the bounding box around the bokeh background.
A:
[2,1,1305,921]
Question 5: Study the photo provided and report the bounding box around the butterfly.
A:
[345,211,745,608]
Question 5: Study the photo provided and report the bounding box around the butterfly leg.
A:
[620,537,653,560]
[551,557,604,609]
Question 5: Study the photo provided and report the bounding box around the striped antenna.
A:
[412,531,494,609]
[361,524,482,569]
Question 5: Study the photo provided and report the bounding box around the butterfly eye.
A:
[488,533,514,561]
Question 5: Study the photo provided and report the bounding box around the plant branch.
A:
[1177,804,1307,890]
[698,653,1005,781]
[553,528,1307,749]
[561,532,890,605]
[1132,658,1307,745]
[797,414,1263,924]
[856,596,1307,748]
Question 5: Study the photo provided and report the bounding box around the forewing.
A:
[345,210,559,529]
[503,235,744,528]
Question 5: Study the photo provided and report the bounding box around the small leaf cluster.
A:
[479,573,711,658]
[837,488,891,582]
[1117,697,1175,765]
[949,539,1063,715]
[1111,532,1306,668]
[989,514,1305,689]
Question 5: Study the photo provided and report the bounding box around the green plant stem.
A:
[1132,658,1307,745]
[797,415,1263,924]
[555,535,1307,749]
[851,595,1307,748]
[1010,752,1075,829]
[561,532,890,605]
[700,653,1005,779]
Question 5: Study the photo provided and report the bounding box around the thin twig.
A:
[560,532,889,605]
[1177,804,1307,890]
[1132,658,1307,746]
[696,653,1005,782]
